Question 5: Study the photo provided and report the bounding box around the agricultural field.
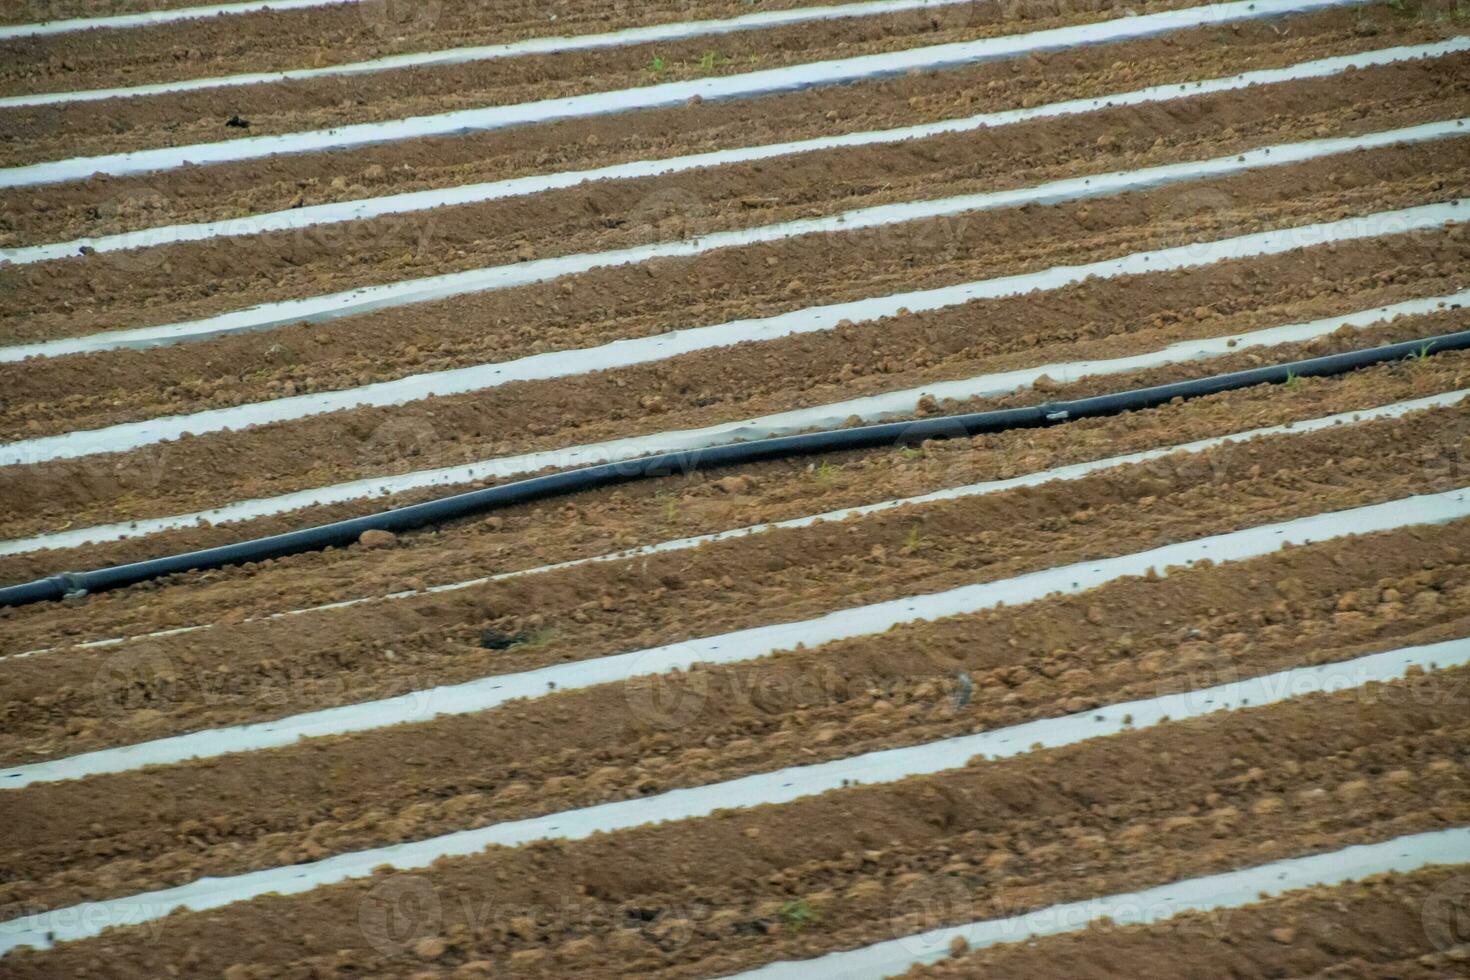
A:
[1,0,1469,975]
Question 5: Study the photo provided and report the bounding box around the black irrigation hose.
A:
[3,329,1467,609]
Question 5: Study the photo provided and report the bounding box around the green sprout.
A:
[514,627,558,651]
[649,54,667,74]
[777,899,818,933]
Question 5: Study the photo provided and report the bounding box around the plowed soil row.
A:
[3,1,1467,976]
[4,665,1465,977]
[6,229,1469,453]
[2,142,1466,546]
[0,0,973,90]
[5,198,1464,543]
[2,389,1464,762]
[0,0,1214,167]
[6,121,1462,362]
[2,343,1464,651]
[2,5,1453,245]
[909,864,1469,978]
[7,51,1466,354]
[0,0,259,27]
[2,516,1466,917]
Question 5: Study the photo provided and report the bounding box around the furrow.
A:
[0,0,978,107]
[4,487,1466,785]
[12,387,1459,661]
[0,0,1365,187]
[1,637,1463,954]
[7,38,1460,264]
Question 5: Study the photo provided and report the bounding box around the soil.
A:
[1,139,1467,544]
[3,665,1466,976]
[1,386,1467,757]
[5,51,1467,355]
[3,518,1469,916]
[0,0,1217,167]
[3,344,1466,648]
[907,864,1470,978]
[0,0,1053,91]
[1,4,1457,244]
[8,157,1470,444]
[0,0,841,32]
[3,1,1468,974]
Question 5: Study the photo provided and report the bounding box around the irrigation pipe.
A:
[1,329,1464,608]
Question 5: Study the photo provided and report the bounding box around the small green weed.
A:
[697,50,726,72]
[514,627,558,651]
[777,899,818,933]
[648,54,667,74]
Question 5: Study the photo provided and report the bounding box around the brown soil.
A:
[1,391,1465,762]
[1,4,1455,245]
[0,0,1014,91]
[2,341,1465,650]
[2,3,1467,973]
[1,140,1466,545]
[0,0,1215,167]
[0,299,1460,548]
[3,665,1465,977]
[2,516,1468,916]
[0,0,840,33]
[4,119,1463,351]
[8,185,1470,447]
[1,0,236,26]
[907,864,1470,979]
[6,51,1465,359]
